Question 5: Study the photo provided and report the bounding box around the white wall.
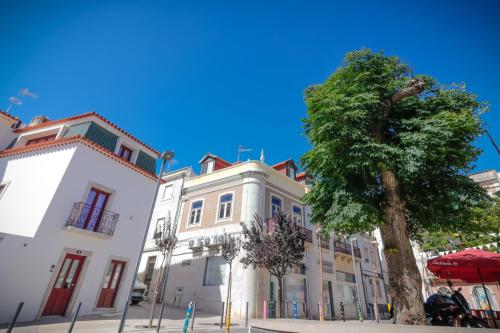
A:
[0,118,17,150]
[0,142,156,323]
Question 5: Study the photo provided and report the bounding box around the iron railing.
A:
[334,240,361,258]
[265,218,313,243]
[65,202,119,236]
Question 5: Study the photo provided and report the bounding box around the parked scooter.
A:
[424,278,486,327]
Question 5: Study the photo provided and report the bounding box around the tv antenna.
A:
[236,145,252,162]
[5,88,38,113]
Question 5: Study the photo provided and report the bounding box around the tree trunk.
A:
[378,166,426,325]
[277,277,284,318]
[148,255,166,328]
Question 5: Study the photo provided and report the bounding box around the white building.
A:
[0,111,159,324]
[137,153,389,320]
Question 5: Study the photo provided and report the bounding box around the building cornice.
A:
[13,111,160,156]
[0,136,158,181]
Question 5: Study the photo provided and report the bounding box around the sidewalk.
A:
[0,302,245,333]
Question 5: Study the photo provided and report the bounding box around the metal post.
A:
[190,302,196,331]
[117,151,172,333]
[182,302,193,333]
[371,241,380,323]
[350,238,363,322]
[263,300,267,320]
[220,302,225,328]
[67,302,82,333]
[245,301,249,327]
[478,267,498,328]
[6,302,24,333]
[317,229,324,321]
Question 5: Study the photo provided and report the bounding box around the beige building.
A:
[138,153,389,320]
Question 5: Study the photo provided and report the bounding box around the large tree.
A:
[240,211,306,318]
[302,49,492,324]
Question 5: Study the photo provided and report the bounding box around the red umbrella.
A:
[427,248,500,327]
[427,248,500,283]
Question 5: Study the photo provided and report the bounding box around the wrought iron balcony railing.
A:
[264,218,313,243]
[319,236,331,249]
[65,202,119,236]
[334,240,361,258]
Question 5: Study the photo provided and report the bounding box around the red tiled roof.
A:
[13,111,160,156]
[0,136,158,181]
[0,109,20,122]
[295,171,306,181]
[272,159,297,170]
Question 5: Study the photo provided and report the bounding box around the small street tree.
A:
[148,214,178,328]
[302,49,493,324]
[220,233,240,333]
[240,210,306,318]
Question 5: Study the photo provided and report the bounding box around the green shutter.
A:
[63,121,118,152]
[136,150,156,174]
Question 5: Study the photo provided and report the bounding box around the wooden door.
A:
[82,188,110,231]
[97,260,125,308]
[42,254,85,316]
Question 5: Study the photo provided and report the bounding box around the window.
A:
[26,134,57,146]
[364,248,370,263]
[204,256,226,286]
[218,193,233,220]
[154,218,169,239]
[336,271,356,283]
[201,159,214,175]
[161,185,174,200]
[287,166,296,179]
[97,260,126,308]
[118,145,133,162]
[271,195,282,216]
[292,205,303,225]
[77,188,111,232]
[189,200,203,225]
[337,284,358,304]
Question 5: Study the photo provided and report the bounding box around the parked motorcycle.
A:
[424,279,486,328]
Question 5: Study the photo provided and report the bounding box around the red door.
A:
[81,188,110,231]
[42,254,85,316]
[97,260,126,308]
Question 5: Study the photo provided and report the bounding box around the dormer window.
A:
[287,165,296,179]
[118,145,133,162]
[201,159,215,175]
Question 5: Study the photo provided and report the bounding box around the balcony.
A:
[334,240,361,258]
[65,202,119,237]
[265,218,313,243]
[319,236,330,249]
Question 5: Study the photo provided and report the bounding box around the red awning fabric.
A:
[427,249,500,283]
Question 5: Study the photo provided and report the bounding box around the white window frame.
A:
[270,193,283,217]
[216,191,235,223]
[201,159,215,175]
[187,198,204,227]
[292,203,303,226]
[0,181,11,200]
[161,185,174,201]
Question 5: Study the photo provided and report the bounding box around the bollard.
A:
[225,302,232,333]
[263,301,268,320]
[67,302,82,333]
[245,302,249,328]
[318,302,324,321]
[190,302,196,332]
[182,302,193,333]
[7,302,24,333]
[293,300,297,319]
[339,300,345,322]
[220,302,225,329]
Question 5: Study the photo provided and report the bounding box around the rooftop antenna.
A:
[236,145,252,162]
[5,88,38,113]
[260,149,265,163]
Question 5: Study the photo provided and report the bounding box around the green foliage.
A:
[420,197,500,252]
[302,49,493,238]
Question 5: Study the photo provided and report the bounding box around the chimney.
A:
[29,115,50,126]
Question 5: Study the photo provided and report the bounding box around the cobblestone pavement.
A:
[0,302,246,333]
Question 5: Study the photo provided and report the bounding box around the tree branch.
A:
[380,77,426,115]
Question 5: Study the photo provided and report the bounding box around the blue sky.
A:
[1,0,498,173]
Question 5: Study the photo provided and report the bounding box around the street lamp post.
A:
[371,240,380,323]
[350,237,363,322]
[117,150,174,333]
[317,227,324,321]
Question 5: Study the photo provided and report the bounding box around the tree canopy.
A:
[302,49,493,239]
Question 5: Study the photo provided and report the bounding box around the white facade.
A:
[0,112,159,323]
[137,155,384,321]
